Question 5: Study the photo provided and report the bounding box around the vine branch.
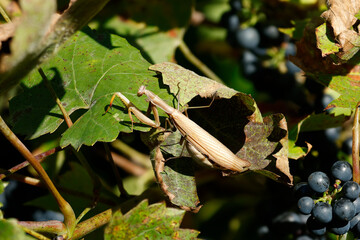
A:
[352,102,360,183]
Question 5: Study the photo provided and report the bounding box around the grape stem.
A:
[313,180,342,205]
[352,102,360,183]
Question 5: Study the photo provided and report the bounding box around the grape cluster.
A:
[295,161,360,236]
[219,0,308,109]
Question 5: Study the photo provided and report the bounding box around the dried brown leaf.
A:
[321,0,360,50]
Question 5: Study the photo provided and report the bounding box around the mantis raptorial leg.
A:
[106,86,251,172]
[105,92,160,131]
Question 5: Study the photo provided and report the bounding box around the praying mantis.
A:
[106,85,251,173]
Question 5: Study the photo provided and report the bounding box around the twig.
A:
[178,40,224,84]
[352,102,360,183]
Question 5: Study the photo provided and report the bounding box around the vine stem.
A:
[0,115,76,237]
[178,40,224,84]
[352,102,360,183]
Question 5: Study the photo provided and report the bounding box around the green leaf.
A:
[307,72,360,117]
[288,112,349,159]
[0,219,36,240]
[10,27,165,149]
[315,22,340,56]
[292,18,360,118]
[161,157,200,210]
[145,129,201,211]
[288,119,312,160]
[299,112,350,132]
[104,200,200,240]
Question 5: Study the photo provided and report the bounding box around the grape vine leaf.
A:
[0,219,36,240]
[291,17,360,121]
[104,200,200,240]
[315,22,340,56]
[9,27,168,149]
[320,0,360,60]
[148,62,293,185]
[288,119,312,160]
[144,129,201,212]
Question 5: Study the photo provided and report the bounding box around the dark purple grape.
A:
[342,181,360,200]
[308,171,330,193]
[306,216,326,236]
[350,213,360,228]
[229,0,242,11]
[324,127,341,143]
[312,202,332,223]
[241,50,259,76]
[220,11,239,32]
[235,27,260,49]
[333,198,356,221]
[294,182,313,199]
[285,42,296,57]
[298,196,314,214]
[257,24,284,47]
[329,219,350,235]
[262,25,280,40]
[354,197,360,213]
[331,161,352,182]
[286,60,301,75]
